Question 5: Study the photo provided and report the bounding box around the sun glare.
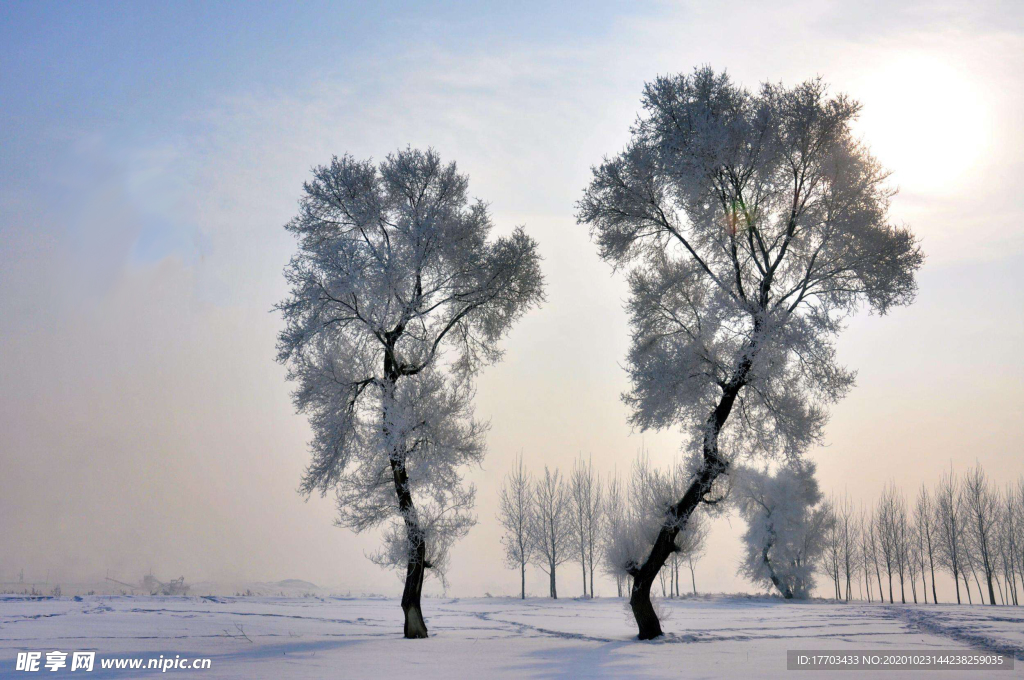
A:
[854,52,992,195]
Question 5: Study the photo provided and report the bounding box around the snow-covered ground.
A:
[1,594,1021,678]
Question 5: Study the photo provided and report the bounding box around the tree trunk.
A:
[763,545,794,599]
[927,542,938,604]
[401,542,429,639]
[626,363,749,639]
[689,562,697,595]
[384,356,430,639]
[549,565,557,599]
[521,562,526,600]
[589,557,595,600]
[984,559,996,606]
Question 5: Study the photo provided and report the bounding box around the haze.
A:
[1,0,1022,600]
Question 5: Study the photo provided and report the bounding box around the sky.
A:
[1,0,1022,601]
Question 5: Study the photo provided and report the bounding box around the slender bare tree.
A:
[498,453,536,600]
[963,464,999,605]
[876,486,900,603]
[892,489,910,604]
[1002,484,1020,605]
[682,511,709,595]
[531,466,572,599]
[823,498,843,600]
[602,472,628,597]
[585,462,604,598]
[1016,478,1024,604]
[934,469,965,604]
[277,148,544,638]
[568,455,603,598]
[835,493,858,601]
[915,486,939,604]
[568,456,590,597]
[578,67,922,637]
[866,509,885,602]
[906,516,920,604]
[858,508,874,602]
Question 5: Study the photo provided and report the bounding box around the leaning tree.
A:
[578,67,922,638]
[277,148,544,638]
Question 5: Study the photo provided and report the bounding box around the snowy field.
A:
[2,595,1022,678]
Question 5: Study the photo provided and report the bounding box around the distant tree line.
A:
[501,456,1022,608]
[498,452,708,599]
[821,464,1022,606]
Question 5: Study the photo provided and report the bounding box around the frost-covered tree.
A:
[605,454,709,602]
[578,67,922,637]
[735,460,830,599]
[498,453,536,600]
[276,148,544,638]
[531,466,572,599]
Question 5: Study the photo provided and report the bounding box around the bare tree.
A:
[568,457,590,597]
[1002,484,1020,605]
[602,472,628,597]
[866,508,885,602]
[876,486,900,603]
[934,469,965,604]
[585,462,604,598]
[1016,478,1024,604]
[681,512,709,595]
[822,498,843,600]
[568,455,603,597]
[858,509,875,602]
[905,515,920,604]
[498,453,535,600]
[578,67,922,638]
[835,493,859,601]
[531,466,572,599]
[277,148,544,638]
[892,489,910,604]
[915,486,939,603]
[963,464,999,605]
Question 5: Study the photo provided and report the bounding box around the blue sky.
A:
[1,1,1022,597]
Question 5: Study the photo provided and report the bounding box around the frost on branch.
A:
[604,454,709,580]
[578,67,924,465]
[734,459,831,599]
[276,148,544,590]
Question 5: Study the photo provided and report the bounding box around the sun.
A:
[853,52,992,195]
